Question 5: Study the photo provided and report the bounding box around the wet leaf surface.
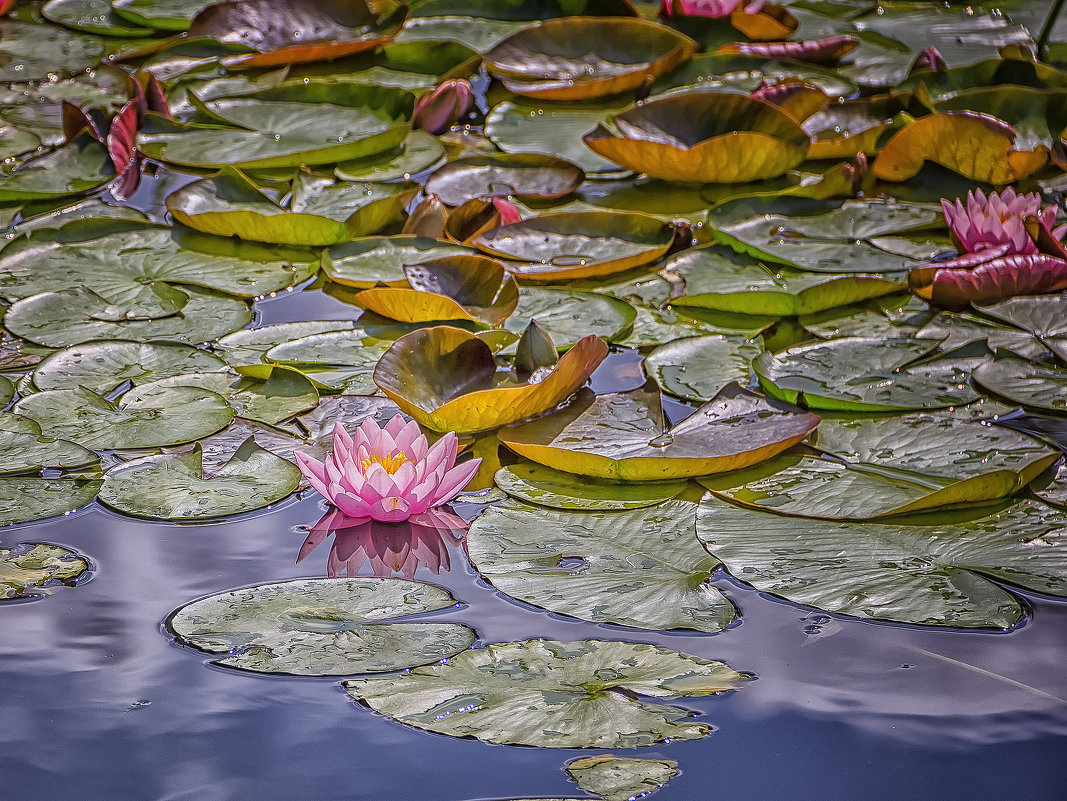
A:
[0,541,92,599]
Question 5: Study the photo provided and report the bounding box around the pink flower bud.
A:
[412,79,474,135]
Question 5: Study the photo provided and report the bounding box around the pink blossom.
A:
[412,79,474,135]
[295,415,480,524]
[940,188,1060,256]
[491,196,522,225]
[660,0,765,18]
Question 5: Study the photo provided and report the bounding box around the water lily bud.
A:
[513,320,558,383]
[403,193,449,239]
[909,46,947,75]
[412,79,474,135]
[491,196,522,225]
[660,0,765,18]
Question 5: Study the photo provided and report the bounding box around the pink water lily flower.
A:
[660,0,766,18]
[296,415,480,524]
[941,188,1061,256]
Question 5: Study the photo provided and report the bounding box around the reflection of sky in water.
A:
[2,492,1066,800]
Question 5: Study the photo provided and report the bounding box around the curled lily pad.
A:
[31,340,227,394]
[583,93,809,183]
[0,136,113,203]
[15,385,234,450]
[1,542,92,599]
[484,18,696,100]
[644,335,762,402]
[0,480,102,527]
[872,111,1049,184]
[973,357,1067,414]
[500,383,820,481]
[473,211,675,281]
[566,755,679,801]
[373,326,608,433]
[354,256,519,327]
[322,236,475,288]
[424,153,584,207]
[908,253,1067,311]
[696,495,1067,628]
[703,412,1059,519]
[467,499,735,632]
[494,462,687,510]
[345,638,748,748]
[753,337,980,412]
[168,577,475,675]
[99,438,300,520]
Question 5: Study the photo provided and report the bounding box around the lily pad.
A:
[644,335,762,402]
[1,542,92,599]
[344,638,748,747]
[504,287,636,349]
[424,153,584,207]
[467,499,735,632]
[484,17,697,100]
[15,385,234,450]
[334,130,445,182]
[753,337,980,412]
[99,438,299,520]
[264,330,393,393]
[696,495,1067,627]
[112,0,212,31]
[0,419,97,474]
[973,357,1067,414]
[374,326,608,433]
[0,20,108,82]
[494,462,687,511]
[31,340,227,394]
[216,320,355,367]
[0,137,113,203]
[0,479,102,527]
[473,211,675,281]
[703,412,1059,519]
[42,0,154,36]
[566,755,679,801]
[168,576,476,675]
[500,383,820,481]
[323,236,475,288]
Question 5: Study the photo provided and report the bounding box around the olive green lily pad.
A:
[467,499,734,632]
[99,438,299,520]
[494,462,687,511]
[706,197,944,273]
[500,384,820,481]
[171,418,306,473]
[0,479,102,528]
[753,337,980,412]
[15,385,234,450]
[0,417,98,474]
[914,313,1051,362]
[31,340,227,394]
[666,245,904,316]
[0,20,108,82]
[264,330,393,393]
[216,320,354,367]
[973,358,1067,414]
[424,153,584,207]
[111,0,212,31]
[0,137,113,203]
[644,335,762,402]
[0,374,12,408]
[1035,464,1067,509]
[334,130,445,181]
[4,286,253,348]
[696,495,1067,627]
[504,287,636,349]
[652,51,856,99]
[566,755,679,801]
[42,0,155,36]
[168,577,476,675]
[703,412,1059,519]
[323,236,475,288]
[1,542,92,599]
[473,211,675,282]
[344,638,748,747]
[296,394,402,449]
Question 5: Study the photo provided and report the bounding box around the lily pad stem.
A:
[1038,0,1066,60]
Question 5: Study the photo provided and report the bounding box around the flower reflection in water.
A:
[297,507,468,579]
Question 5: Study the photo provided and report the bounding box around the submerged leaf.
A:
[1,542,92,599]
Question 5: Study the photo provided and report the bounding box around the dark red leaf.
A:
[720,35,859,65]
[107,99,142,201]
[128,73,148,121]
[62,101,103,142]
[0,0,15,15]
[141,73,172,119]
[914,254,1067,310]
[909,46,947,75]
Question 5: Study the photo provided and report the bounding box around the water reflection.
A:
[297,507,468,579]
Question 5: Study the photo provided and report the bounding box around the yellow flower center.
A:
[361,451,408,475]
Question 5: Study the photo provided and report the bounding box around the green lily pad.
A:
[914,313,1051,362]
[0,479,102,528]
[977,294,1067,360]
[566,755,679,801]
[666,245,904,316]
[168,577,476,675]
[0,374,12,408]
[468,499,734,632]
[504,288,636,350]
[0,415,98,474]
[1035,464,1067,509]
[706,197,944,273]
[494,462,687,510]
[216,320,355,367]
[15,385,234,450]
[42,0,155,36]
[171,417,306,473]
[973,358,1067,414]
[0,137,113,203]
[264,330,393,393]
[4,286,253,348]
[696,495,1067,627]
[323,236,475,288]
[644,335,762,402]
[500,384,820,481]
[0,20,108,82]
[1,542,92,599]
[753,337,980,412]
[652,52,856,99]
[334,130,445,181]
[703,412,1059,519]
[395,15,529,52]
[425,153,584,207]
[99,438,299,520]
[345,638,748,747]
[31,340,227,394]
[111,0,212,31]
[296,394,402,449]
[612,304,738,349]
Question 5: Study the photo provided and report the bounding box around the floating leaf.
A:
[168,577,476,675]
[468,499,735,632]
[1,542,92,599]
[42,0,154,37]
[908,253,1067,311]
[644,335,762,402]
[322,236,475,287]
[345,638,747,747]
[473,211,675,281]
[500,383,820,481]
[703,412,1058,519]
[754,337,980,412]
[0,480,101,528]
[99,438,299,520]
[973,357,1067,414]
[374,326,608,433]
[0,137,113,202]
[112,0,212,31]
[484,18,696,100]
[652,51,856,100]
[584,93,809,183]
[566,755,679,801]
[696,495,1067,627]
[216,320,355,367]
[264,330,392,393]
[334,130,445,181]
[15,385,233,449]
[424,153,584,207]
[504,287,636,349]
[0,20,107,82]
[494,462,687,510]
